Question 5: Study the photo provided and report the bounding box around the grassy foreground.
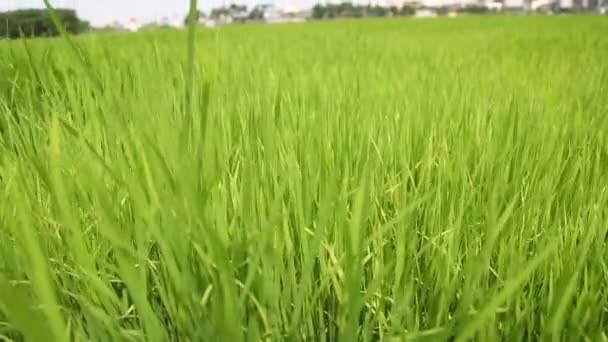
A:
[1,16,607,341]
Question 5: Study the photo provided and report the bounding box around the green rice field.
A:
[1,14,607,341]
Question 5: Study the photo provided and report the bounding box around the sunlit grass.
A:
[1,15,607,341]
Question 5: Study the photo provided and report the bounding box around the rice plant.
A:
[0,14,607,341]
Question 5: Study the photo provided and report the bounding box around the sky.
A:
[0,0,311,27]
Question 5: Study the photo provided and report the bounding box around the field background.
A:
[1,16,608,341]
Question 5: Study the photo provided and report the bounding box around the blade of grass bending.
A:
[181,0,199,150]
[187,0,199,111]
[41,0,102,90]
[0,276,53,342]
[455,240,559,341]
[549,219,598,337]
[5,181,69,342]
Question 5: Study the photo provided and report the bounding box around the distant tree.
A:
[0,8,89,39]
[436,6,450,15]
[399,5,416,16]
[337,2,355,16]
[312,4,327,19]
[458,5,489,14]
[248,7,265,20]
[368,5,388,16]
[325,5,338,18]
[312,2,402,19]
[210,7,231,19]
[229,4,248,13]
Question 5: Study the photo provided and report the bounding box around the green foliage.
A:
[458,5,491,14]
[367,5,389,17]
[400,5,416,15]
[312,4,326,18]
[312,3,363,19]
[312,3,419,19]
[436,6,450,15]
[0,16,608,341]
[248,7,265,20]
[207,4,248,20]
[0,8,89,39]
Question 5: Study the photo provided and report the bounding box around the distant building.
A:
[167,14,183,28]
[386,0,408,7]
[263,5,288,22]
[486,1,505,10]
[419,0,477,8]
[531,0,558,11]
[415,8,439,16]
[569,0,602,10]
[503,0,528,10]
[110,20,124,30]
[126,17,138,32]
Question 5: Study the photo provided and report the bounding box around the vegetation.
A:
[312,3,417,19]
[0,14,607,341]
[0,8,89,39]
[310,2,503,19]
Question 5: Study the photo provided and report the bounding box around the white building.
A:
[504,0,527,8]
[125,17,138,32]
[417,0,477,7]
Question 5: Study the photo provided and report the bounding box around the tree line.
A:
[313,3,415,18]
[0,9,90,39]
[311,2,494,19]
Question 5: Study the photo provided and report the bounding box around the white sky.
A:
[1,0,311,27]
